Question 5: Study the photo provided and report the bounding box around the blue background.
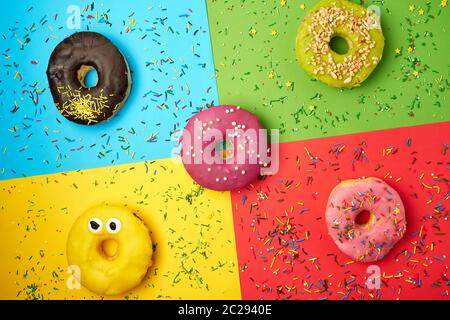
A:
[0,0,218,179]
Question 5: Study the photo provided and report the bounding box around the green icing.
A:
[296,0,385,88]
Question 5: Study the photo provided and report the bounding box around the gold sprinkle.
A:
[285,80,293,88]
[57,85,113,124]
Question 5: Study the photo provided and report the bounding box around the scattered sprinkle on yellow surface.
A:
[0,160,241,299]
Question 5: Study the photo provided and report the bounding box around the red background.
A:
[231,122,449,300]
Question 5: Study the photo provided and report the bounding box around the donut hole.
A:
[100,239,119,259]
[355,210,372,226]
[214,139,234,161]
[77,65,98,88]
[329,35,349,55]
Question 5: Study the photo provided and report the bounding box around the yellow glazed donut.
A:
[67,205,153,295]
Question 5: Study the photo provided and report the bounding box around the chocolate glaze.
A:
[46,32,131,125]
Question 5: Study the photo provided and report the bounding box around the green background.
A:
[206,0,449,142]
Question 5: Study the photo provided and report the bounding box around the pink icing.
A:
[325,177,407,262]
[181,105,264,191]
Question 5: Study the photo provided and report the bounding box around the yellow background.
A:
[0,159,241,299]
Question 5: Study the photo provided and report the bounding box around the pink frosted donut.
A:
[181,105,266,191]
[325,177,407,262]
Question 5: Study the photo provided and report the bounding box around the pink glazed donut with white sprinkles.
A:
[181,105,267,191]
[325,177,407,262]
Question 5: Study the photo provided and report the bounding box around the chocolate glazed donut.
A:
[46,32,131,125]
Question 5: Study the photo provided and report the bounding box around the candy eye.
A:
[106,218,122,234]
[88,218,102,234]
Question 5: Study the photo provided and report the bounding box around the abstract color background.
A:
[0,0,448,300]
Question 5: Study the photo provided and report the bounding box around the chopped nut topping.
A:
[305,4,379,84]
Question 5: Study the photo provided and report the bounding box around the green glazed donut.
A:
[296,0,384,88]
